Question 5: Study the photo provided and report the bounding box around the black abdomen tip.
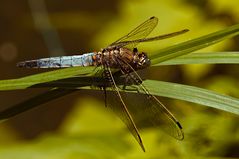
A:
[16,62,25,67]
[16,61,38,68]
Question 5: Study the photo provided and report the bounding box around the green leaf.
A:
[155,52,239,65]
[142,80,239,115]
[0,67,95,91]
[150,24,239,65]
[0,88,76,121]
[77,80,239,115]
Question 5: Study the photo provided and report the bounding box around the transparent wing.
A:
[103,66,145,151]
[113,29,189,48]
[123,86,184,140]
[109,16,158,48]
[114,57,184,140]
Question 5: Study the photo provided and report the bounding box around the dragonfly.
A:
[16,16,188,151]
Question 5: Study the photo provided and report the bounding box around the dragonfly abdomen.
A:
[17,53,95,68]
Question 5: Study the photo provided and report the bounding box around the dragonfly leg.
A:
[119,74,139,93]
[104,65,145,151]
[103,86,107,107]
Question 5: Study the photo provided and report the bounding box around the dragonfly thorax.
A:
[96,47,150,73]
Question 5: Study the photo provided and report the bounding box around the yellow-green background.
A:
[0,0,238,158]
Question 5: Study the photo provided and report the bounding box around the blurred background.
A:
[0,0,239,158]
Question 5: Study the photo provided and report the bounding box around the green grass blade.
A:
[65,79,239,115]
[155,52,239,65]
[1,78,238,121]
[142,80,239,115]
[150,24,239,65]
[0,67,95,91]
[0,88,76,121]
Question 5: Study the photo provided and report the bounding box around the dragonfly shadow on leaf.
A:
[0,74,136,121]
[27,73,135,89]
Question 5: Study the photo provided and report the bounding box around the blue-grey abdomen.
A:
[17,53,95,68]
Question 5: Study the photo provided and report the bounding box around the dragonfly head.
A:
[134,52,151,70]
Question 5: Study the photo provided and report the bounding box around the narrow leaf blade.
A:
[0,88,76,121]
[142,80,239,115]
[155,52,239,65]
[0,67,95,91]
[150,24,239,65]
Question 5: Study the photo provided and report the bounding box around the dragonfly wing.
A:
[109,16,158,48]
[114,57,184,140]
[122,89,184,140]
[116,73,184,140]
[114,29,189,47]
[103,66,145,151]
